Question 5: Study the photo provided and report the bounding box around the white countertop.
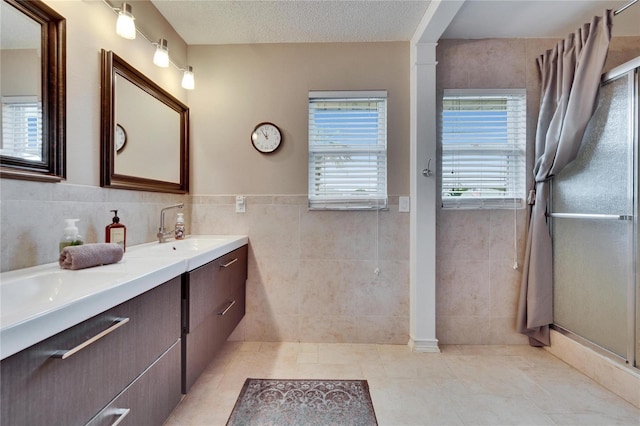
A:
[0,235,248,360]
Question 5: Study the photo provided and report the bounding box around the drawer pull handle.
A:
[218,300,236,316]
[111,408,131,426]
[52,317,130,359]
[219,258,238,268]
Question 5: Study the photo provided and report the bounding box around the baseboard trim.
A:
[408,337,440,353]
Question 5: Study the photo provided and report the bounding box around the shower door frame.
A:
[550,56,640,369]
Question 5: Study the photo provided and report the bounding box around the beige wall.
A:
[1,49,40,97]
[3,0,638,347]
[191,195,409,344]
[435,36,640,345]
[188,42,410,196]
[1,0,189,271]
[0,6,413,344]
[115,76,182,183]
[52,0,188,186]
[187,42,412,344]
[0,49,40,150]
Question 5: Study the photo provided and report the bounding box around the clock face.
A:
[115,124,127,153]
[251,122,282,153]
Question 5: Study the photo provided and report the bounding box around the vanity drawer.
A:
[182,245,247,393]
[1,276,181,426]
[183,277,246,392]
[215,245,248,299]
[86,340,182,426]
[184,245,247,332]
[213,284,246,347]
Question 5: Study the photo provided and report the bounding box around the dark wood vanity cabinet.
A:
[182,245,248,393]
[86,340,181,426]
[0,277,182,426]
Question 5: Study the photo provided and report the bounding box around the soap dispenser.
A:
[106,209,127,252]
[175,212,185,240]
[59,219,84,252]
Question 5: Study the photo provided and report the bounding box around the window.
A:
[308,91,387,210]
[1,96,43,161]
[441,89,526,209]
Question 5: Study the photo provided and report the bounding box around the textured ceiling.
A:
[150,0,640,45]
[150,0,431,45]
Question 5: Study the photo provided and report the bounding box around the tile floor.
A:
[165,342,640,426]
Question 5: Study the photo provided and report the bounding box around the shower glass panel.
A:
[552,72,634,359]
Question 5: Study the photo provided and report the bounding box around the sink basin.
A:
[133,237,229,255]
[126,235,246,271]
[1,271,73,308]
[0,258,181,327]
[1,270,125,307]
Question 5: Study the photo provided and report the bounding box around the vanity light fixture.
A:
[153,38,170,68]
[181,66,195,90]
[102,0,193,90]
[115,2,136,40]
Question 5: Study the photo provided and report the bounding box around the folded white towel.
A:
[59,243,124,270]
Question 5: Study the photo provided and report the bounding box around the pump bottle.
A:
[59,219,84,252]
[175,212,185,240]
[106,210,127,251]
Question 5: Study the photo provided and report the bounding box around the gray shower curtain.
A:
[517,11,612,347]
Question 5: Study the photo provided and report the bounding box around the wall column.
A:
[408,0,464,352]
[409,42,439,352]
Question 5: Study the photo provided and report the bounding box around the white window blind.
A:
[308,90,387,210]
[1,96,43,161]
[441,89,526,209]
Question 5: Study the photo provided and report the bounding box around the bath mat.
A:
[226,378,378,426]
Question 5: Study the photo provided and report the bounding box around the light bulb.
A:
[153,38,169,68]
[116,3,136,40]
[182,66,194,90]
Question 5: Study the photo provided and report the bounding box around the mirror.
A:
[0,0,65,181]
[100,50,189,193]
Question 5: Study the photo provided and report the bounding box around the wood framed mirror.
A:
[100,50,189,193]
[0,0,66,181]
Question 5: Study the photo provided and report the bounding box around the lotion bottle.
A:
[59,219,84,252]
[175,212,185,240]
[106,210,126,252]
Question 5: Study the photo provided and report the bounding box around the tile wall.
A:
[190,195,410,345]
[435,37,640,345]
[2,37,638,347]
[435,38,538,345]
[435,209,528,344]
[0,179,188,272]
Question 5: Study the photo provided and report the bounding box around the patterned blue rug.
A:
[226,379,378,426]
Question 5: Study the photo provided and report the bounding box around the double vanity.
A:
[0,235,248,425]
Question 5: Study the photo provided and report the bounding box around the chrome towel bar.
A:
[547,212,633,221]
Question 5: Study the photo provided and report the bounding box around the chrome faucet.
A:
[157,203,184,243]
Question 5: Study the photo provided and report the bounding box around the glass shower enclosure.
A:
[551,56,639,368]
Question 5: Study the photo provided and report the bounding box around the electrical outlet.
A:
[399,196,410,212]
[235,196,246,213]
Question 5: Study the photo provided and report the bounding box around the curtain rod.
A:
[614,0,638,15]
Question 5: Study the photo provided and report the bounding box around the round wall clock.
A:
[115,124,127,153]
[251,122,282,153]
